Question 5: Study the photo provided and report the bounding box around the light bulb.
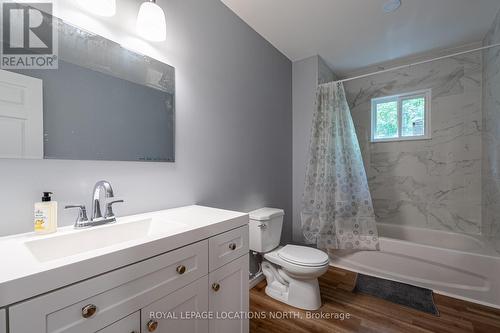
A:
[383,0,401,13]
[136,1,166,42]
[76,0,116,17]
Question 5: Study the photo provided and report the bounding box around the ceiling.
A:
[221,0,500,76]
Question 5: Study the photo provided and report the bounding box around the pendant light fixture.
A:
[383,0,401,13]
[136,0,167,42]
[76,0,116,17]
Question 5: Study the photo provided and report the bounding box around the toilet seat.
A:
[278,245,329,267]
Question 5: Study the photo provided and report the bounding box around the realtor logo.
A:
[1,1,58,69]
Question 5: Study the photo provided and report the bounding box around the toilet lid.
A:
[278,245,329,267]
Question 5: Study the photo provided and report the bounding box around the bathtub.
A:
[329,223,500,309]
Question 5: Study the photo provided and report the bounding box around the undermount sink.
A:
[24,218,188,263]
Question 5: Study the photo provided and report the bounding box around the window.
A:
[371,90,431,142]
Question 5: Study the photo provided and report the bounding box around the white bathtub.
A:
[329,223,500,309]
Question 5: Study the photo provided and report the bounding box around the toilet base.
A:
[261,261,323,310]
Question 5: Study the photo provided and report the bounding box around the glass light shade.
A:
[136,1,166,42]
[77,0,116,17]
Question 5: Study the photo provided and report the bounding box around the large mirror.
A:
[0,12,175,162]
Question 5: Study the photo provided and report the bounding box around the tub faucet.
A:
[65,180,124,228]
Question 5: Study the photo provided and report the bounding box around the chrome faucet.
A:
[92,180,115,221]
[65,180,124,228]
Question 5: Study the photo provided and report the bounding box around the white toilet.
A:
[249,208,329,310]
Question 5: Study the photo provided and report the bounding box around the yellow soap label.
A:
[34,209,47,231]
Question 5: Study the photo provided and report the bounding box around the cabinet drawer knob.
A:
[176,265,186,274]
[147,320,159,332]
[81,304,97,318]
[212,282,221,292]
[228,242,237,250]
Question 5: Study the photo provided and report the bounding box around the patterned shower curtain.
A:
[301,82,379,251]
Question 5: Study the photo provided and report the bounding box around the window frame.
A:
[370,89,432,143]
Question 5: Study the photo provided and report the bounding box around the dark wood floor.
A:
[250,267,500,333]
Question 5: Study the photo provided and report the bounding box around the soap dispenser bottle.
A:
[34,192,58,234]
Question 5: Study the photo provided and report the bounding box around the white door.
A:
[96,311,140,333]
[141,276,209,333]
[0,69,43,159]
[209,254,249,333]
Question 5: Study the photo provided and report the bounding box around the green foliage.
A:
[374,96,425,140]
[402,97,425,137]
[375,101,398,138]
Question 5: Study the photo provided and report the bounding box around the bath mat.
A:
[354,274,439,316]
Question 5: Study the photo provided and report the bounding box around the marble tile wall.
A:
[343,51,483,234]
[482,9,500,248]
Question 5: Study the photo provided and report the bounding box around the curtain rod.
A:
[329,42,500,85]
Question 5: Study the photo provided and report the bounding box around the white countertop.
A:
[0,205,248,307]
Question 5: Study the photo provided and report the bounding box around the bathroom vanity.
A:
[0,205,249,333]
[0,309,5,333]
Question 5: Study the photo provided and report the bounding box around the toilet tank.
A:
[248,208,284,253]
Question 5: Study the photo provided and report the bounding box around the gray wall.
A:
[292,56,334,242]
[0,0,293,238]
[482,8,500,250]
[344,51,483,234]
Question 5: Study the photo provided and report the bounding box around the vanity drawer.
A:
[96,311,140,333]
[141,276,209,333]
[9,240,208,333]
[209,225,248,271]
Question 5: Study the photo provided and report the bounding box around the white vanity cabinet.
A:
[0,309,6,333]
[209,254,249,333]
[96,312,140,333]
[141,276,209,333]
[7,225,249,333]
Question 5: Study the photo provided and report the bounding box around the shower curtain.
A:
[301,82,379,251]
